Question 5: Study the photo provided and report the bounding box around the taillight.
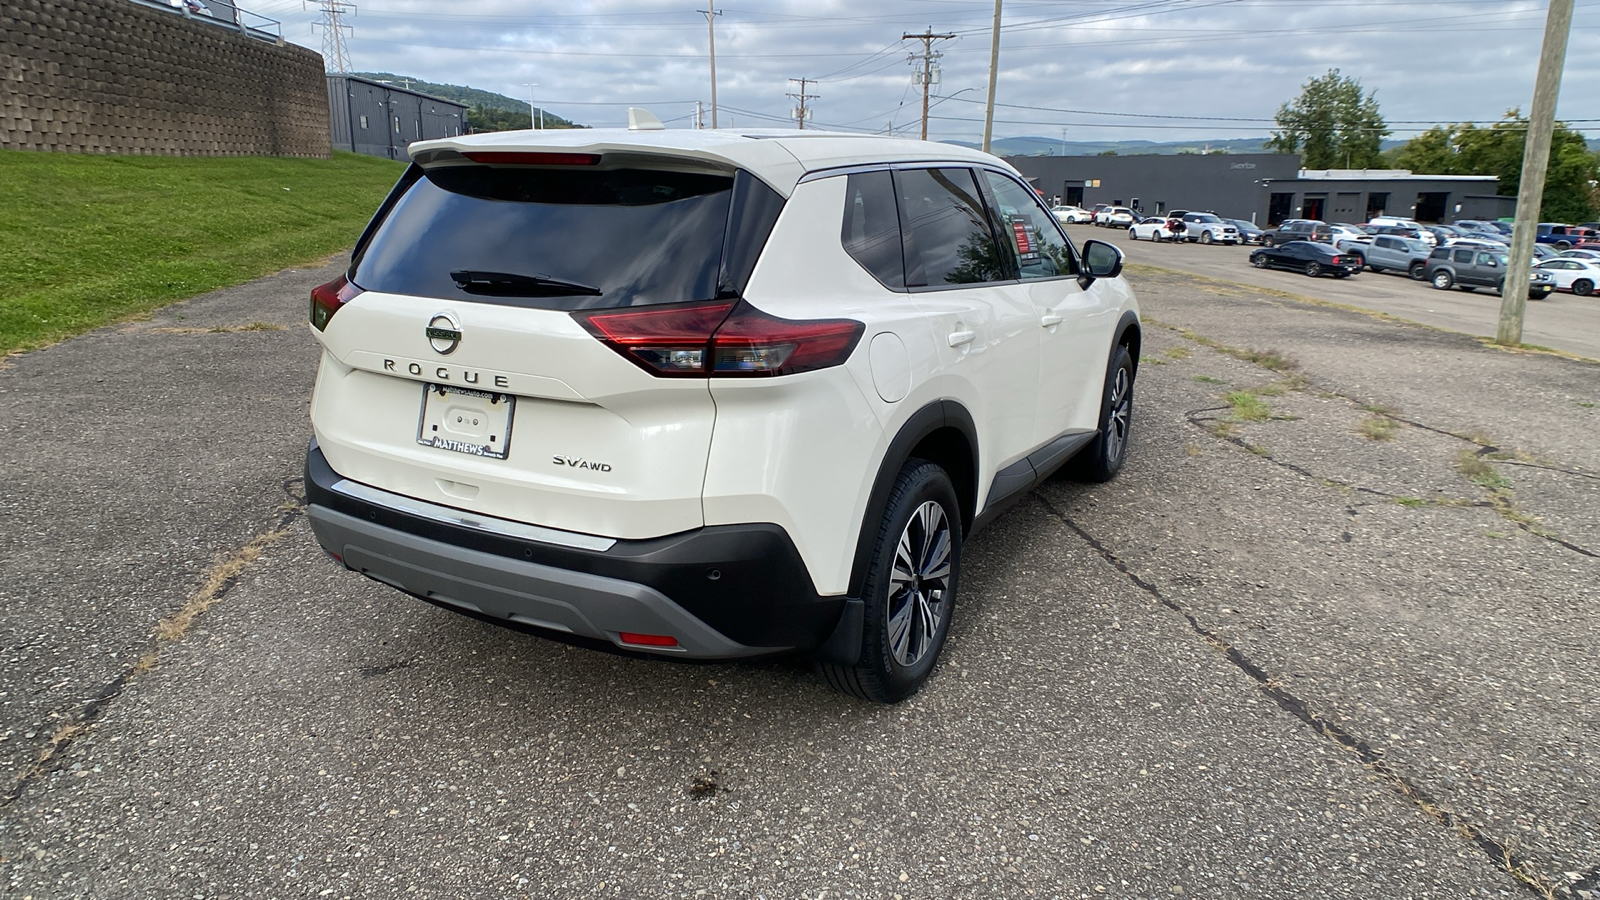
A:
[573,300,864,378]
[617,632,679,648]
[310,274,363,331]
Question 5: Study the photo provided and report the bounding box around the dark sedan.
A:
[1248,241,1362,278]
[1225,218,1265,244]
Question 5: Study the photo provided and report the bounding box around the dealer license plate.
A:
[416,384,514,459]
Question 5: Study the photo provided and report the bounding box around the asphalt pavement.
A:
[2,257,1598,899]
[1077,224,1600,360]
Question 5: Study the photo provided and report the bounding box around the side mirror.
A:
[1080,239,1124,285]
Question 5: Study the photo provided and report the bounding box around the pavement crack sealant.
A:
[0,490,306,811]
[1032,492,1572,898]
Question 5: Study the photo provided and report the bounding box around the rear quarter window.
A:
[840,170,906,291]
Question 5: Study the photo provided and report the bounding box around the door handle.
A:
[947,330,976,348]
[1040,313,1063,327]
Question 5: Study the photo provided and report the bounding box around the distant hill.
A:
[958,136,1409,157]
[350,72,581,130]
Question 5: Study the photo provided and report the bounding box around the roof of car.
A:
[405,127,1015,197]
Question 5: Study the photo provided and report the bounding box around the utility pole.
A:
[903,28,956,141]
[1497,0,1574,347]
[307,0,355,74]
[523,82,540,130]
[787,78,818,130]
[700,1,723,129]
[981,0,1002,153]
[695,100,705,130]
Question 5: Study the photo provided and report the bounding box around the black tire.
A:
[1556,241,1572,251]
[1261,236,1275,248]
[1200,231,1213,245]
[1460,285,1477,293]
[1251,253,1269,269]
[1334,270,1349,278]
[1067,344,1135,483]
[1408,261,1427,280]
[1369,264,1385,274]
[1128,228,1139,241]
[820,460,961,704]
[1304,262,1323,277]
[1574,279,1594,297]
[1431,269,1454,290]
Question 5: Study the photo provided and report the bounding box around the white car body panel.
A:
[1535,258,1600,292]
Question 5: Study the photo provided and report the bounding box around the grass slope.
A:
[0,150,404,353]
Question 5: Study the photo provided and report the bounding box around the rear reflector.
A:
[573,300,864,378]
[461,151,602,166]
[310,274,363,331]
[618,632,679,648]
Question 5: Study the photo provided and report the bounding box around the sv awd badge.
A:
[553,455,612,472]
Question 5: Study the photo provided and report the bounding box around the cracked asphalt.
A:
[2,258,1598,899]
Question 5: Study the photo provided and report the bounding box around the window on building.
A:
[359,115,368,130]
[394,117,401,134]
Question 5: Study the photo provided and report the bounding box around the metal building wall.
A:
[1006,153,1303,223]
[325,75,466,160]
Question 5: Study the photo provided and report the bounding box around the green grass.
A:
[1357,415,1400,441]
[0,150,405,352]
[1224,390,1273,422]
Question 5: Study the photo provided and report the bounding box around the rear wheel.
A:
[1261,236,1275,248]
[1431,270,1454,290]
[1251,252,1269,269]
[1067,344,1134,484]
[1460,285,1477,293]
[1369,265,1385,274]
[820,461,960,704]
[1304,262,1323,277]
[1408,261,1427,280]
[1574,279,1594,296]
[1556,241,1572,251]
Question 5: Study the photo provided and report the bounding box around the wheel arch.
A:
[1114,310,1142,370]
[846,400,978,599]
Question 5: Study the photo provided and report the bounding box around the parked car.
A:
[1368,216,1436,246]
[1052,205,1094,224]
[1426,246,1555,299]
[302,129,1142,703]
[1328,224,1370,243]
[1178,212,1240,245]
[1535,257,1600,295]
[1128,216,1179,241]
[1356,236,1432,279]
[1560,248,1600,260]
[1224,218,1264,244]
[1248,241,1361,278]
[1534,223,1585,250]
[1261,220,1332,247]
[1097,206,1136,227]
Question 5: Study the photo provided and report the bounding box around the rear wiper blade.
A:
[450,270,603,297]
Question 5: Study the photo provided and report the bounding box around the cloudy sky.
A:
[247,0,1600,144]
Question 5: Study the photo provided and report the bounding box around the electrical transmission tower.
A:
[787,78,818,130]
[308,0,356,74]
[904,28,955,141]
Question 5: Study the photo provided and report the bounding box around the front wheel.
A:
[1304,262,1323,277]
[1200,231,1213,245]
[1431,270,1454,290]
[1128,228,1139,240]
[820,461,960,704]
[1574,279,1594,296]
[1251,253,1269,268]
[1408,261,1427,280]
[1067,344,1134,483]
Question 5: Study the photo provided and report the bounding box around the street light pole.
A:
[981,0,1002,154]
[523,82,540,130]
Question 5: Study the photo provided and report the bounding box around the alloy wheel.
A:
[887,501,953,667]
[1105,366,1131,465]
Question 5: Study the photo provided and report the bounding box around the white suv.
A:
[305,128,1142,702]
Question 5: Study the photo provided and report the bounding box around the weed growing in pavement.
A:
[1224,391,1273,422]
[1247,444,1271,457]
[1163,346,1191,360]
[1358,416,1400,441]
[1140,355,1167,366]
[1208,421,1238,439]
[1579,401,1596,409]
[1456,450,1512,491]
[1193,375,1227,384]
[1184,444,1204,456]
[1394,496,1427,507]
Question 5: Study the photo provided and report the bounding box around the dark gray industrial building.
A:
[326,74,466,160]
[1006,153,1514,226]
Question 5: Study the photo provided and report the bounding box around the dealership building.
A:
[1005,153,1513,226]
[325,75,468,160]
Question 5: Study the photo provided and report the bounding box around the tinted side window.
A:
[1454,250,1474,264]
[1476,253,1497,266]
[896,167,1006,288]
[980,170,1078,280]
[840,170,906,291]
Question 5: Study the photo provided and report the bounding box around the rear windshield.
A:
[352,165,736,310]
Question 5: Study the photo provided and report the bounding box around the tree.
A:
[1390,110,1598,222]
[1267,69,1388,169]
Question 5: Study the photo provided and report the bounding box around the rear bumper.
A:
[305,442,845,658]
